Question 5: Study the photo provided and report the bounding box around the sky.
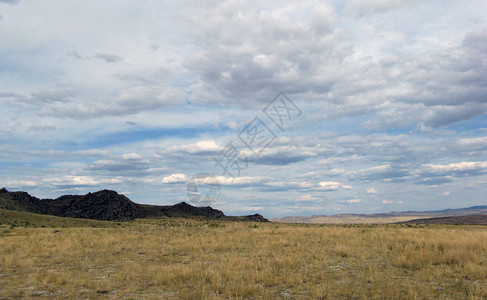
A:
[1,0,486,218]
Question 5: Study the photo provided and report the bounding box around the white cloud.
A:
[46,85,185,119]
[267,181,314,189]
[297,194,321,202]
[215,176,267,186]
[423,161,487,173]
[341,198,361,204]
[366,187,378,194]
[457,136,487,146]
[318,181,353,191]
[382,200,403,204]
[44,175,112,187]
[168,140,223,154]
[162,173,187,184]
[122,153,143,160]
[1,1,487,217]
[6,180,37,187]
[348,164,410,182]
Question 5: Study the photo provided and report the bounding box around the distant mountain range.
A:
[398,214,487,225]
[272,206,487,224]
[0,188,267,222]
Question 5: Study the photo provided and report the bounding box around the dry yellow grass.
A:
[1,218,486,299]
[293,215,429,224]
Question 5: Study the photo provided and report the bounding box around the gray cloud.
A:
[85,153,153,176]
[348,164,411,183]
[45,85,184,119]
[1,1,487,216]
[185,2,347,104]
[348,0,411,17]
[0,89,76,108]
[30,88,75,104]
[463,28,487,53]
[185,3,487,131]
[0,92,19,98]
[0,0,20,4]
[94,53,123,63]
[66,50,83,60]
[251,145,321,165]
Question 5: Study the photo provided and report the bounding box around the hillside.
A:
[0,188,267,222]
[0,208,122,228]
[272,205,487,224]
[397,214,487,225]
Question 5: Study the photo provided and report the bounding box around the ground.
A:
[0,209,486,299]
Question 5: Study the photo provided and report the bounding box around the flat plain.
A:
[1,209,487,299]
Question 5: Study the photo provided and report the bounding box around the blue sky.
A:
[1,0,486,218]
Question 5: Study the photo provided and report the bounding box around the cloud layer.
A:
[1,0,486,217]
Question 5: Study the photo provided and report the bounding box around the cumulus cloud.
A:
[162,173,187,184]
[420,161,487,177]
[340,198,361,204]
[185,1,346,104]
[45,176,101,187]
[168,140,223,155]
[41,175,126,189]
[215,176,268,186]
[382,200,403,204]
[297,194,321,202]
[366,187,378,194]
[318,181,353,191]
[348,161,487,186]
[5,180,37,188]
[1,1,487,217]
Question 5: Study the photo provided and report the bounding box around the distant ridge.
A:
[397,214,487,225]
[0,188,267,222]
[272,205,487,224]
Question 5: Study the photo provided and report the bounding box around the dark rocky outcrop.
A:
[46,190,147,220]
[0,188,268,222]
[141,201,226,219]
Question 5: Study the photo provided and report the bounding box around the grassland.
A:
[1,209,487,299]
[273,215,430,224]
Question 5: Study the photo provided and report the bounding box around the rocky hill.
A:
[0,188,267,222]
